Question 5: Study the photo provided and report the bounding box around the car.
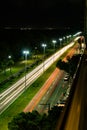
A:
[64,73,69,81]
[64,76,69,81]
[57,103,65,107]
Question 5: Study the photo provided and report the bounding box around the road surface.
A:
[23,44,78,113]
[23,68,61,112]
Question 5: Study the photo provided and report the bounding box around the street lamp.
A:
[59,38,62,48]
[8,55,12,74]
[35,46,38,59]
[42,43,47,72]
[62,37,66,46]
[42,43,47,57]
[66,36,70,43]
[52,40,57,51]
[23,50,29,90]
[8,55,11,59]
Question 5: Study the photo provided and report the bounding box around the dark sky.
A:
[0,0,85,60]
[0,0,84,29]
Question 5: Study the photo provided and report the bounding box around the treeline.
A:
[0,28,71,62]
[0,29,60,61]
[8,106,63,130]
[56,54,81,77]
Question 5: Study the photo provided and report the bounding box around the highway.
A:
[23,44,78,113]
[34,71,70,113]
[23,68,61,112]
[0,40,78,115]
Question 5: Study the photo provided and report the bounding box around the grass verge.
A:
[0,60,57,130]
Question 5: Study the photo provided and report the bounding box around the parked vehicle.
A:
[64,73,69,81]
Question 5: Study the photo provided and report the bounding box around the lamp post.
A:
[52,40,57,62]
[8,55,11,59]
[42,43,47,57]
[66,36,69,43]
[63,37,65,45]
[59,38,62,48]
[52,40,57,51]
[42,43,47,72]
[35,46,38,59]
[8,55,12,74]
[23,50,29,90]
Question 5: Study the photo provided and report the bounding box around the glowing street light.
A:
[42,43,47,72]
[8,55,12,74]
[42,43,47,56]
[66,35,70,43]
[23,50,29,89]
[52,40,57,51]
[8,55,11,59]
[59,38,62,47]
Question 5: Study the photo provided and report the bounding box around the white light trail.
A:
[0,40,76,114]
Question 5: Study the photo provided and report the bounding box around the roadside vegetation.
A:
[0,57,42,92]
[8,106,63,130]
[56,54,81,77]
[0,58,58,130]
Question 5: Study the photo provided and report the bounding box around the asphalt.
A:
[23,45,77,113]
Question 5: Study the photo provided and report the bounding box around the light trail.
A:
[0,40,77,115]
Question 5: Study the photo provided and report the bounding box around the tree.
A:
[0,60,7,75]
[7,59,14,74]
[56,54,81,77]
[8,108,63,130]
[47,106,63,130]
[8,111,43,130]
[56,59,69,72]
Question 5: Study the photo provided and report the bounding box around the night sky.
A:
[0,0,85,61]
[0,0,84,29]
